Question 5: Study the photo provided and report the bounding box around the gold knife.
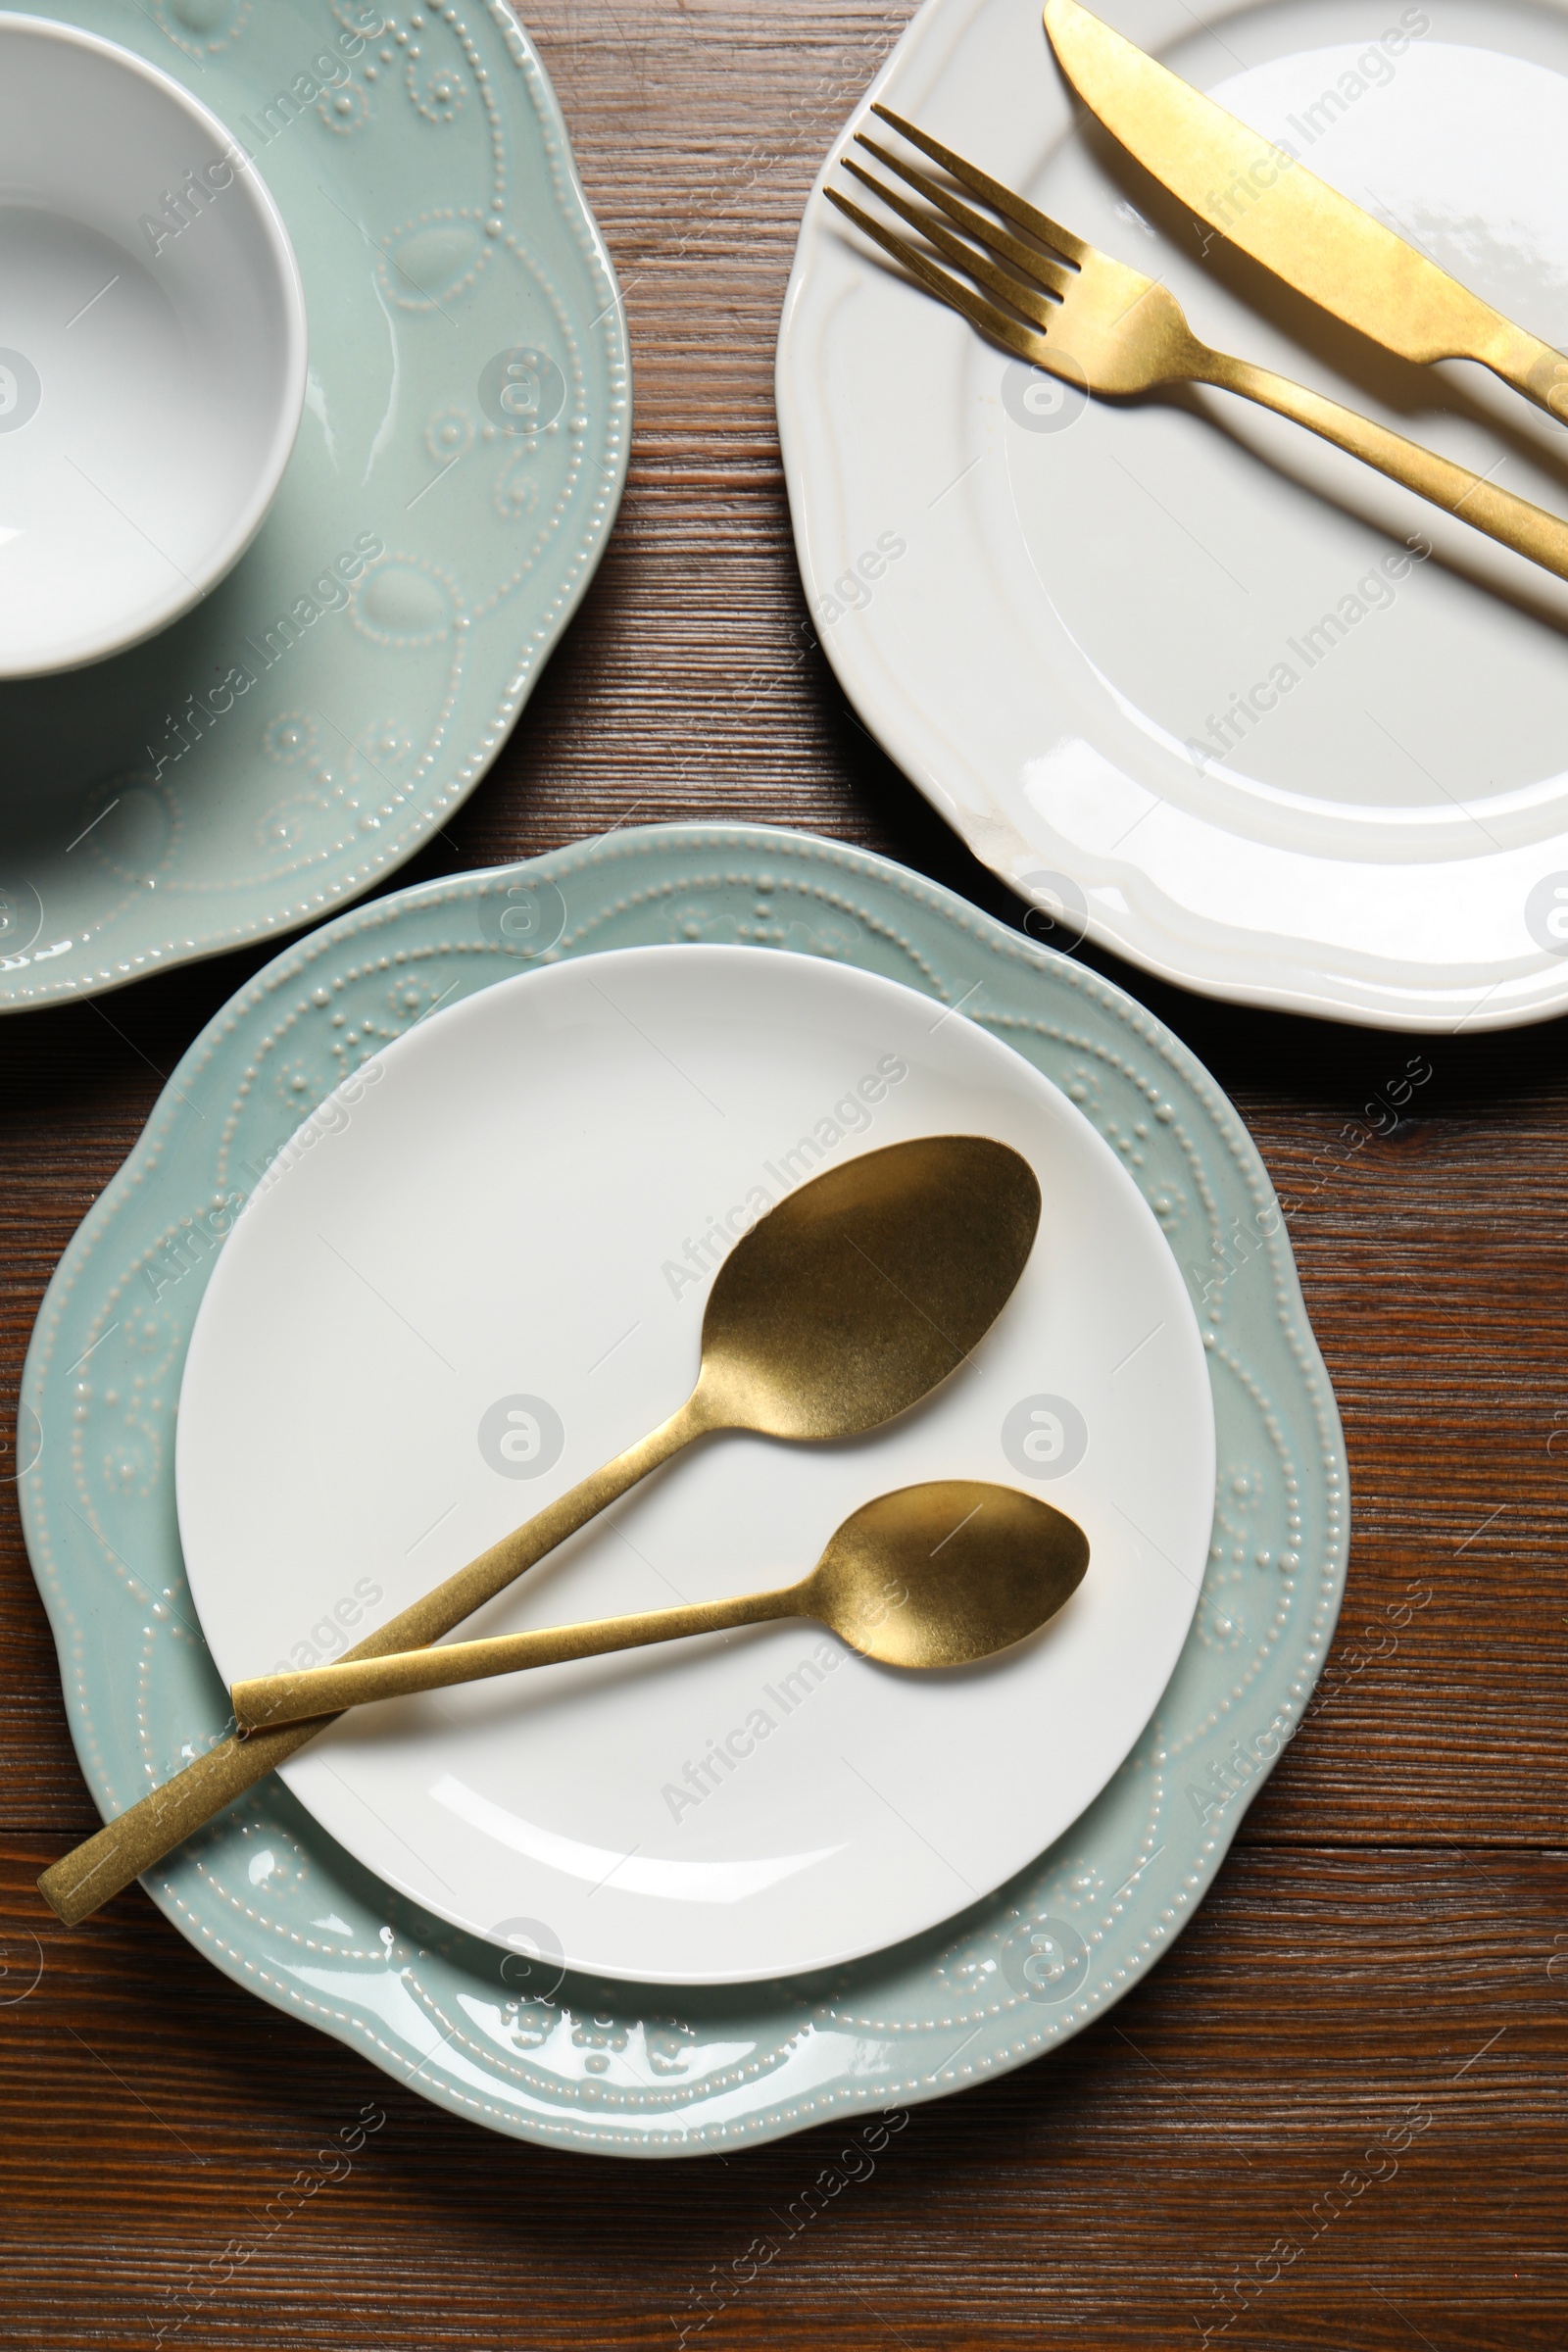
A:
[1044,0,1568,419]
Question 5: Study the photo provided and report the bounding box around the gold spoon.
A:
[39,1133,1041,1925]
[233,1481,1089,1732]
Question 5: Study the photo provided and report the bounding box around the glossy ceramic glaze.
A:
[174,946,1213,1984]
[0,15,307,676]
[20,824,1348,2151]
[778,0,1568,1029]
[0,0,627,1006]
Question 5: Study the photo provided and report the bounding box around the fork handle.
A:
[1196,346,1568,586]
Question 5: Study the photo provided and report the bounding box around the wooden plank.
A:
[0,1839,1562,2346]
[0,0,1564,2338]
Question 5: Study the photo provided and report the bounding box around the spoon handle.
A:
[232,1584,808,1731]
[37,1394,710,1927]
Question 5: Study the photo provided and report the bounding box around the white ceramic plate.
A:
[778,0,1568,1030]
[175,944,1213,1985]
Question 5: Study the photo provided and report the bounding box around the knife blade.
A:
[1043,0,1568,419]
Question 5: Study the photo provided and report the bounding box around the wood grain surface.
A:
[2,3,1566,2345]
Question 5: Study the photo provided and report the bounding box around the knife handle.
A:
[1200,346,1568,587]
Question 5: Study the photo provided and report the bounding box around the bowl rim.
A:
[0,10,309,678]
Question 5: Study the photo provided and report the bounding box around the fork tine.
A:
[852,135,1076,301]
[823,185,1053,371]
[870,102,1090,266]
[841,158,1060,333]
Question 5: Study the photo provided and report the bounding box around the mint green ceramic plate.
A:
[0,0,627,1010]
[20,825,1348,2155]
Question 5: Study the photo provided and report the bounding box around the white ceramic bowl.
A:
[0,16,307,677]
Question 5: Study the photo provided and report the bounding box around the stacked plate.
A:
[22,823,1347,2153]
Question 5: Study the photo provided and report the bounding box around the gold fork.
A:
[828,106,1568,587]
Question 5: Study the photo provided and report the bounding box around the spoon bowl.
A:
[806,1479,1089,1667]
[695,1135,1042,1438]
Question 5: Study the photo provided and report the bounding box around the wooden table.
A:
[3,5,1564,2343]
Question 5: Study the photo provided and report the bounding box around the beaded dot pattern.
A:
[0,0,628,1010]
[20,825,1348,2156]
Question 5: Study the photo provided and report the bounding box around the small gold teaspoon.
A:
[233,1481,1089,1731]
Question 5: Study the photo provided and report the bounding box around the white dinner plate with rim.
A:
[778,0,1568,1031]
[175,943,1214,1986]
